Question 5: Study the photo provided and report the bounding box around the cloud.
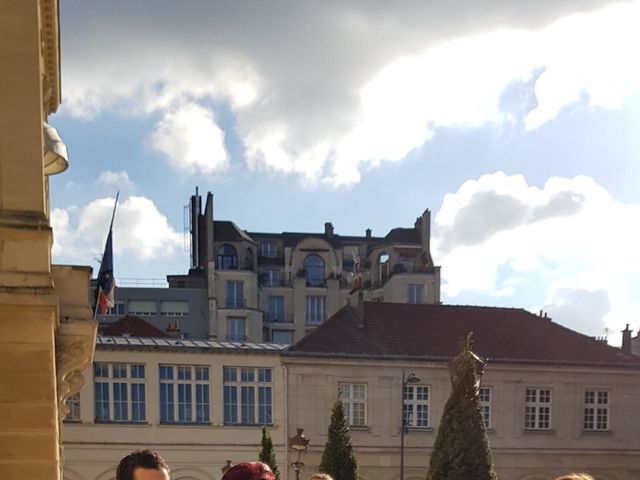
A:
[51,195,183,265]
[432,172,640,339]
[97,170,136,191]
[149,103,229,174]
[58,1,640,185]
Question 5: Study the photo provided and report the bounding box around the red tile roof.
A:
[101,315,168,338]
[287,302,640,367]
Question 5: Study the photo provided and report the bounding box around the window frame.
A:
[226,280,245,308]
[479,386,492,429]
[217,244,238,270]
[93,362,147,424]
[407,284,423,304]
[303,254,325,287]
[305,295,326,325]
[223,367,274,425]
[159,364,211,424]
[266,295,285,322]
[403,384,430,428]
[583,389,610,431]
[339,382,367,427]
[227,317,246,342]
[524,387,552,430]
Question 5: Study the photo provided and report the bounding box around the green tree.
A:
[427,334,497,480]
[259,426,281,480]
[319,400,358,480]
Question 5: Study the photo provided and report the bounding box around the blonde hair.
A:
[309,474,334,480]
[554,474,594,480]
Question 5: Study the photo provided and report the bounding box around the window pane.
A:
[160,383,174,423]
[241,386,255,424]
[224,386,238,424]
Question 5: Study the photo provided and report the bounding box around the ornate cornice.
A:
[40,0,61,115]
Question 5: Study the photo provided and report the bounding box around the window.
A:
[303,254,325,287]
[65,393,81,422]
[525,388,551,430]
[94,363,146,423]
[305,296,326,325]
[339,383,366,427]
[217,244,238,270]
[584,390,609,431]
[159,365,210,423]
[226,281,244,308]
[379,252,390,285]
[160,301,189,316]
[261,269,281,287]
[407,284,423,304]
[223,367,273,425]
[227,317,246,342]
[479,387,492,429]
[266,296,285,322]
[260,242,277,258]
[272,330,293,344]
[127,300,157,316]
[403,385,429,428]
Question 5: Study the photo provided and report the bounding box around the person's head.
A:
[309,474,334,480]
[116,449,170,480]
[554,474,594,480]
[221,462,275,480]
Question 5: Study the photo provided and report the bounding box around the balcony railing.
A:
[264,312,294,323]
[225,298,247,309]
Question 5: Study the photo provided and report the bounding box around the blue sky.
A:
[50,0,640,343]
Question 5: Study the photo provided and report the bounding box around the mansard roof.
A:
[286,302,640,368]
[214,221,255,243]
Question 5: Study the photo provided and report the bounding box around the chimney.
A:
[166,320,181,339]
[621,324,632,354]
[420,208,431,255]
[365,228,371,239]
[324,222,334,238]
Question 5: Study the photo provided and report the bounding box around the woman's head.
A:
[221,462,275,480]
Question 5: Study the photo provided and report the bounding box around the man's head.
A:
[116,450,170,480]
[221,462,276,480]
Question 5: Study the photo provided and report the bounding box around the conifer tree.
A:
[319,400,358,480]
[426,334,497,480]
[259,425,281,480]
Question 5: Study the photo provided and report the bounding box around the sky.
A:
[50,0,640,344]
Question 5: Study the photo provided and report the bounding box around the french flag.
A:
[96,229,115,315]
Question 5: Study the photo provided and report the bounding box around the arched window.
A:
[217,244,237,270]
[245,248,254,270]
[303,254,325,287]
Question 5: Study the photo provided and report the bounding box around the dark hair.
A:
[116,449,170,480]
[221,462,275,480]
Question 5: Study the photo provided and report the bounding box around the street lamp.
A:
[289,427,310,480]
[400,372,421,480]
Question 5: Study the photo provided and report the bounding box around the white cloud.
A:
[433,172,640,339]
[97,170,136,191]
[149,103,229,174]
[51,195,183,265]
[58,1,640,185]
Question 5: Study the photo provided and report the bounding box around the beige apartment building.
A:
[64,301,640,480]
[0,1,96,479]
[163,190,441,344]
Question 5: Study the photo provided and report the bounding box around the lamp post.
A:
[289,427,310,480]
[400,372,421,480]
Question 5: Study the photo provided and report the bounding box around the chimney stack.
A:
[166,320,181,339]
[621,324,632,354]
[365,228,371,239]
[324,222,334,238]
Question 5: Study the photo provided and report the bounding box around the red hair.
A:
[222,462,276,480]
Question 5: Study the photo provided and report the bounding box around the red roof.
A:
[288,302,640,367]
[101,315,167,338]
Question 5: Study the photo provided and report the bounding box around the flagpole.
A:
[94,193,119,320]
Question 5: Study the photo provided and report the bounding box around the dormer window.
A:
[217,244,238,270]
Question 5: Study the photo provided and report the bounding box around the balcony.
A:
[263,312,294,324]
[225,298,247,309]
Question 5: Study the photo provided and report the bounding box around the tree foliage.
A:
[319,400,358,480]
[426,334,498,480]
[259,426,281,480]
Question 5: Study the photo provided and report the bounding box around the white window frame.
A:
[339,383,367,427]
[479,387,492,429]
[584,389,609,431]
[259,242,278,258]
[525,387,551,430]
[223,367,273,425]
[227,317,246,342]
[407,284,423,304]
[159,365,210,424]
[305,296,326,325]
[403,384,429,428]
[94,362,147,423]
[226,281,244,308]
[65,393,81,422]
